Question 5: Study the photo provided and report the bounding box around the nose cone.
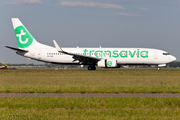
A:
[170,55,176,62]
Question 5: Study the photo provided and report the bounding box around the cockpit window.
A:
[163,53,170,55]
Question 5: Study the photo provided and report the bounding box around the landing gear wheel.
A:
[88,65,96,70]
[93,66,96,70]
[88,66,92,70]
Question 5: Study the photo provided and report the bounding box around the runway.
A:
[0,93,180,97]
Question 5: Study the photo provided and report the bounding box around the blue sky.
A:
[1,0,180,64]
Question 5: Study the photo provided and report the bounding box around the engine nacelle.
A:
[97,59,119,68]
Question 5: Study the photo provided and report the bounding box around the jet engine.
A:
[97,59,119,68]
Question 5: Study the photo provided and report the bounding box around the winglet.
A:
[53,40,64,52]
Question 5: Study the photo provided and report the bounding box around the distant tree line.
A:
[167,61,180,68]
[0,61,180,68]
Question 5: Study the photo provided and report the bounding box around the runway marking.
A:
[0,93,180,97]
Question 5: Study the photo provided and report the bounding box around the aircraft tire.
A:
[93,66,96,70]
[88,66,92,70]
[88,66,96,70]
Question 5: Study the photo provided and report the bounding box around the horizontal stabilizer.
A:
[5,46,28,52]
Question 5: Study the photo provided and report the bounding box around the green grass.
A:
[0,97,180,120]
[0,68,180,93]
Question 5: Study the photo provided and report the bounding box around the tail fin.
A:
[12,18,42,49]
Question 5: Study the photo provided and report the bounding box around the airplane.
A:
[6,18,176,70]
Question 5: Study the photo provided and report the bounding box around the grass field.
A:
[0,68,180,93]
[0,97,179,120]
[0,68,180,120]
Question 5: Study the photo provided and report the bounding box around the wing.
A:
[53,40,101,65]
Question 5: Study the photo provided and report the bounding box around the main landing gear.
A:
[88,65,96,70]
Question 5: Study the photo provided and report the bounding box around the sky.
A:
[1,0,180,64]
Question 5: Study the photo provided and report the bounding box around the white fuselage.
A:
[17,46,176,65]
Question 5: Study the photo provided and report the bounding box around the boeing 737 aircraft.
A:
[6,18,176,70]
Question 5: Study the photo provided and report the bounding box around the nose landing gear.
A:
[88,65,96,70]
